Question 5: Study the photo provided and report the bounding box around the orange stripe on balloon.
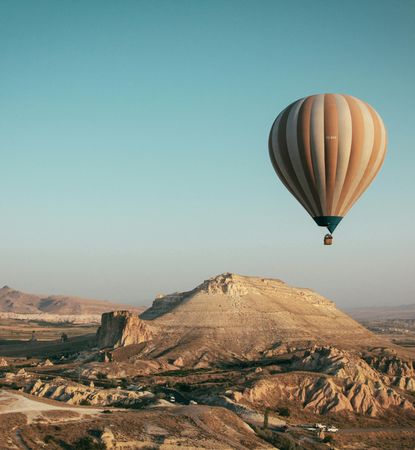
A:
[335,95,365,216]
[323,94,339,215]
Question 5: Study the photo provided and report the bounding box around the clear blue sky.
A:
[0,0,414,308]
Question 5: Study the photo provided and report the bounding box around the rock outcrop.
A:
[232,346,415,417]
[2,369,33,384]
[198,273,250,297]
[0,358,7,367]
[291,346,381,383]
[365,353,415,377]
[97,310,153,348]
[235,371,413,417]
[37,359,54,367]
[26,377,154,407]
[365,354,415,391]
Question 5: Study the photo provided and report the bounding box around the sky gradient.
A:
[0,0,414,308]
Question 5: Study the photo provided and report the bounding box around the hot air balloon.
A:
[268,93,387,245]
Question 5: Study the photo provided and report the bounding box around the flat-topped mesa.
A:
[98,273,388,360]
[97,310,153,349]
[145,274,288,312]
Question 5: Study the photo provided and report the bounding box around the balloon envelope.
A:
[269,94,387,233]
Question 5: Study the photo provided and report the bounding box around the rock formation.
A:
[224,346,415,417]
[291,346,382,383]
[26,377,154,407]
[37,358,54,367]
[364,353,415,391]
[234,368,413,417]
[100,273,388,365]
[97,310,154,348]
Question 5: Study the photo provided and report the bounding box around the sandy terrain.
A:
[0,391,272,449]
[0,389,102,422]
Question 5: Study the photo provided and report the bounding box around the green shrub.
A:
[276,406,291,417]
[112,397,154,409]
[120,377,130,388]
[70,436,105,450]
[107,379,118,388]
[254,427,299,450]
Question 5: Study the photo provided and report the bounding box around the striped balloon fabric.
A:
[269,93,387,233]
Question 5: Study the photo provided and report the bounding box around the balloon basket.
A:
[324,234,333,246]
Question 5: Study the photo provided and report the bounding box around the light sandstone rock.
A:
[97,310,153,348]
[100,428,115,449]
[173,357,184,367]
[239,366,414,417]
[366,354,415,377]
[37,359,54,367]
[365,354,415,391]
[292,346,382,383]
[26,377,154,407]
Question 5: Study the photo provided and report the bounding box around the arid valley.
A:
[2,0,415,448]
[1,274,414,449]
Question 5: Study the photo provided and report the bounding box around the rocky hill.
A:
[232,346,414,417]
[0,285,142,316]
[97,273,388,365]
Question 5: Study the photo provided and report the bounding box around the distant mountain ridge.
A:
[0,286,143,315]
[346,303,415,321]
